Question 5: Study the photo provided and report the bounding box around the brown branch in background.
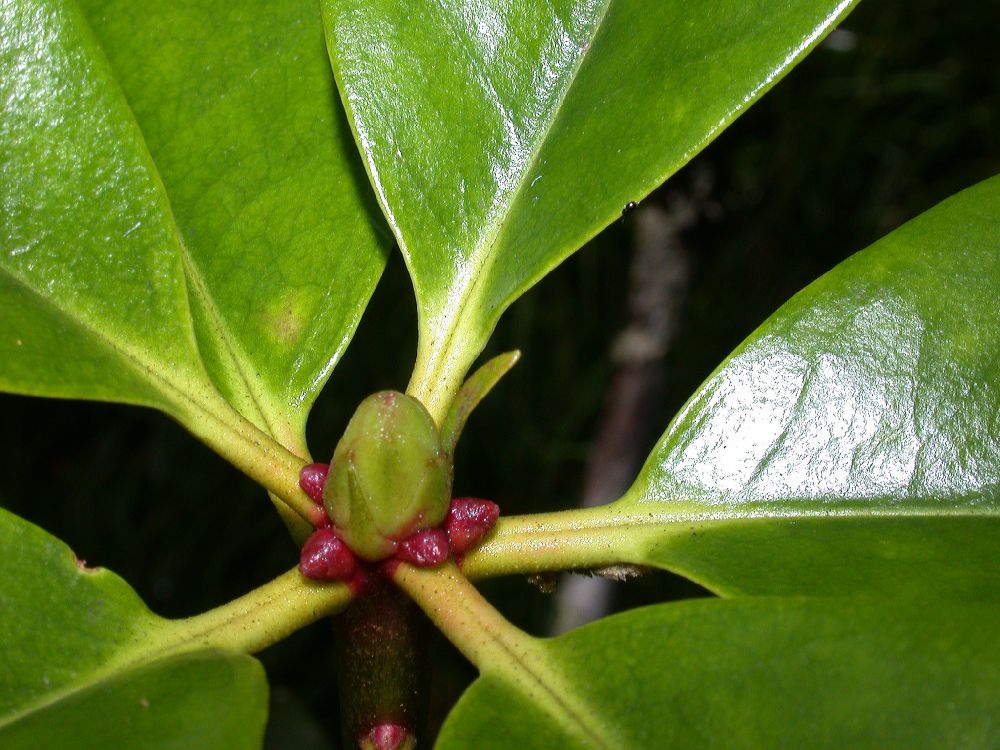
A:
[550,171,714,634]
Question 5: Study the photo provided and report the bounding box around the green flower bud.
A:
[324,391,452,561]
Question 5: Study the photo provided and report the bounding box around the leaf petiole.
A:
[392,562,614,748]
[161,567,354,655]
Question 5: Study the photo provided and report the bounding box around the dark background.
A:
[2,1,997,745]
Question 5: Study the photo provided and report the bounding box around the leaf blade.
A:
[75,0,391,450]
[464,175,1000,596]
[0,505,269,747]
[2,0,389,460]
[323,0,859,417]
[1,0,208,412]
[437,598,1000,749]
[0,650,267,750]
[617,174,1000,591]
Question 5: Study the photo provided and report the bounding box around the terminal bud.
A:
[324,391,452,561]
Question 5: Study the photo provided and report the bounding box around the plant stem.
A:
[392,561,538,671]
[333,579,429,747]
[406,342,477,425]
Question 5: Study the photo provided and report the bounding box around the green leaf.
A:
[2,0,387,524]
[436,598,1000,749]
[0,505,268,747]
[322,0,858,418]
[0,650,267,750]
[610,174,1000,595]
[76,0,390,453]
[464,175,1000,596]
[1,0,210,412]
[2,0,387,461]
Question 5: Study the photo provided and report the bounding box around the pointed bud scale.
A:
[299,462,329,504]
[360,723,416,750]
[446,497,500,555]
[299,528,357,581]
[396,527,450,567]
[324,391,452,561]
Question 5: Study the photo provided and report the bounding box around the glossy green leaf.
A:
[77,0,390,453]
[0,505,268,747]
[437,598,1000,749]
[0,650,267,750]
[1,0,211,412]
[604,174,1000,595]
[465,175,1000,595]
[2,0,387,459]
[2,0,304,521]
[322,0,858,418]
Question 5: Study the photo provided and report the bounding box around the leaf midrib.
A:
[401,0,614,385]
[485,641,619,749]
[611,503,1000,524]
[81,10,293,449]
[462,504,1000,581]
[177,243,286,445]
[429,564,620,748]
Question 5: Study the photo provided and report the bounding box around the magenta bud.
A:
[299,528,356,581]
[299,462,329,504]
[361,723,416,750]
[396,527,449,567]
[446,497,500,555]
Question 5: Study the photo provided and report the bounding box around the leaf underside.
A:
[0,506,267,748]
[437,598,1000,749]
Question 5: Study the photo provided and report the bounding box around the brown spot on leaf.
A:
[262,292,309,345]
[74,555,98,573]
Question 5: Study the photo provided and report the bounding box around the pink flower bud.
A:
[299,462,329,504]
[361,723,415,750]
[299,528,356,581]
[446,498,500,555]
[396,527,449,567]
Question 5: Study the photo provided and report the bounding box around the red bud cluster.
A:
[297,466,501,588]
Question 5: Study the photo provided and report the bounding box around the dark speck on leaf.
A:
[622,201,638,215]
